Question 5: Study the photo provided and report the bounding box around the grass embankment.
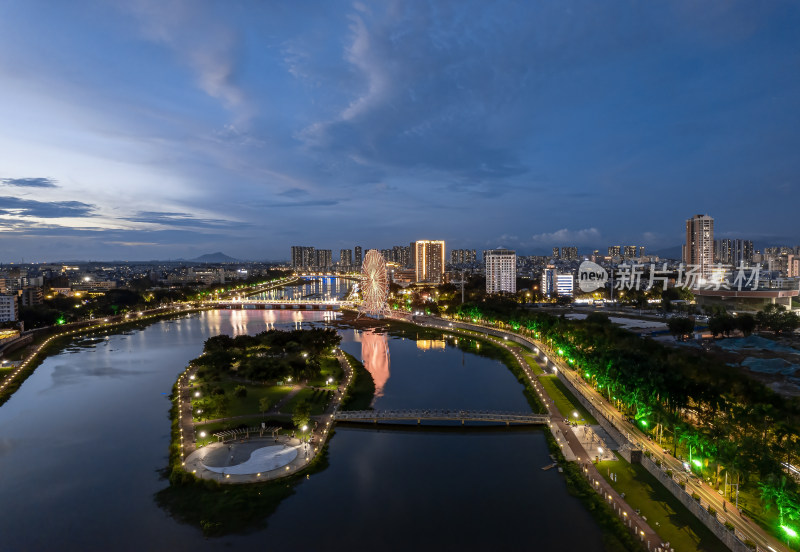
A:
[540,374,598,424]
[339,352,375,410]
[159,378,333,536]
[524,355,544,375]
[546,366,727,551]
[597,455,729,552]
[545,430,646,552]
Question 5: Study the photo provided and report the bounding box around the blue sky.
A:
[0,0,798,261]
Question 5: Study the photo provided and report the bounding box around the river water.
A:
[0,308,604,551]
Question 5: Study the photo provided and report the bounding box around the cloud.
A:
[0,197,94,218]
[0,177,58,188]
[278,188,309,198]
[105,241,161,247]
[121,211,238,228]
[299,2,531,183]
[529,228,602,245]
[125,0,249,119]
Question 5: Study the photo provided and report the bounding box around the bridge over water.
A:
[334,409,550,426]
[209,299,349,310]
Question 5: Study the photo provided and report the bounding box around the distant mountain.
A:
[189,252,240,263]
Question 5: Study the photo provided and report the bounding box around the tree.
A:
[292,399,311,430]
[759,476,800,526]
[667,317,694,340]
[736,313,756,336]
[234,385,247,398]
[259,396,271,414]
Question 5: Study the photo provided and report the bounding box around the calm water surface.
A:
[0,307,603,551]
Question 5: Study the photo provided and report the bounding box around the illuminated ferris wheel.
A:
[359,249,390,318]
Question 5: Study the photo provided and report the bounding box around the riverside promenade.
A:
[419,317,664,550]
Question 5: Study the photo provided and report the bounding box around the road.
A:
[421,315,789,552]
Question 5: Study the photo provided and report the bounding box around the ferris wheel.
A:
[359,249,390,317]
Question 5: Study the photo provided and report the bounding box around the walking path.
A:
[439,315,790,552]
[420,318,664,550]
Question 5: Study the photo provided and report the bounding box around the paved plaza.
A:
[184,435,314,483]
[570,424,618,462]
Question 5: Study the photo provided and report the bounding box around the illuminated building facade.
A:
[485,248,516,294]
[412,240,445,283]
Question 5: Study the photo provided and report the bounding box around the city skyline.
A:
[1,1,799,262]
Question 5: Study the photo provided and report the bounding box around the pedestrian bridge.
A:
[333,409,550,426]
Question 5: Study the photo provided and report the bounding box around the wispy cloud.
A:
[125,0,250,120]
[1,177,58,188]
[122,210,239,228]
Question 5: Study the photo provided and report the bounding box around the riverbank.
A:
[0,306,210,407]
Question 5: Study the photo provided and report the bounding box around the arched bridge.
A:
[333,409,550,426]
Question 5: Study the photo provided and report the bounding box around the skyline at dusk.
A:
[2,1,799,262]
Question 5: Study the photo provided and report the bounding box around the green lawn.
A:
[539,374,598,424]
[307,355,343,387]
[279,387,332,415]
[598,454,728,552]
[192,383,293,421]
[524,355,544,375]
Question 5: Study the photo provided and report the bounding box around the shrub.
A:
[691,492,700,501]
[724,521,735,531]
[233,385,247,398]
[665,469,673,477]
[708,506,716,516]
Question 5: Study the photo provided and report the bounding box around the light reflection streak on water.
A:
[361,330,390,400]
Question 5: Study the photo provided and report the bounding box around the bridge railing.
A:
[334,409,549,424]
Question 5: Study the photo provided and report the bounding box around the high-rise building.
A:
[561,247,578,261]
[541,267,557,297]
[715,239,753,266]
[623,245,637,259]
[339,249,353,267]
[412,240,445,283]
[608,246,621,257]
[450,249,477,265]
[788,255,800,278]
[354,246,363,268]
[638,246,645,258]
[0,294,18,322]
[685,214,714,279]
[556,274,574,296]
[485,249,516,294]
[291,246,315,270]
[390,245,411,267]
[315,249,332,269]
[552,247,560,259]
[541,266,574,297]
